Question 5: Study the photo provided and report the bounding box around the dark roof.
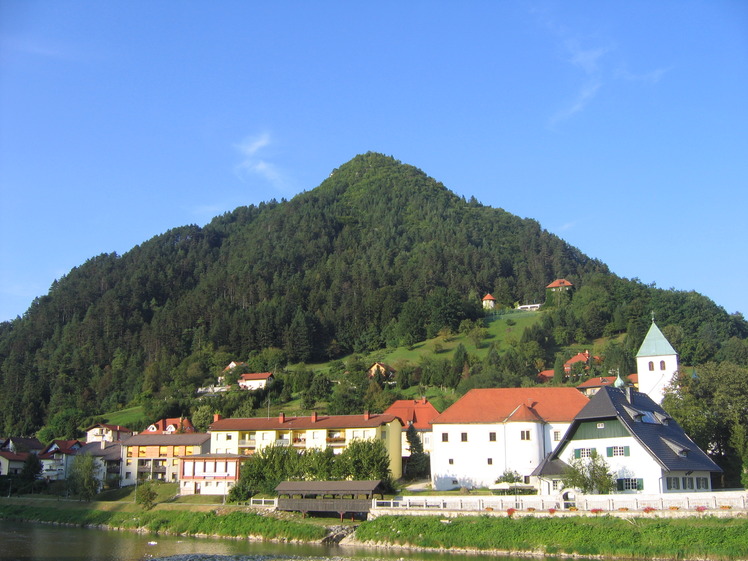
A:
[275,480,385,496]
[531,455,571,477]
[1,436,44,453]
[552,386,721,473]
[77,442,122,461]
[122,433,210,446]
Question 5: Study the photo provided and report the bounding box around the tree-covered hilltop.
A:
[0,152,746,438]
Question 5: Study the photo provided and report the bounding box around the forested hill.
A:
[1,152,746,436]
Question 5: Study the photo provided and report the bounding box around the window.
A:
[448,458,454,465]
[520,430,531,441]
[648,361,654,371]
[487,458,493,465]
[666,476,680,490]
[226,434,233,441]
[442,432,449,442]
[617,478,643,491]
[682,477,694,490]
[553,431,561,442]
[606,446,630,457]
[523,476,530,484]
[125,472,131,479]
[596,422,605,429]
[696,477,709,490]
[552,480,560,490]
[159,446,168,457]
[461,432,468,442]
[660,360,666,370]
[381,430,387,440]
[489,432,496,442]
[574,448,595,459]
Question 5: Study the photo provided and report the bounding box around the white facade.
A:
[430,420,570,490]
[548,421,713,495]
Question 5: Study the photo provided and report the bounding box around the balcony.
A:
[326,437,346,446]
[275,439,291,447]
[239,439,257,447]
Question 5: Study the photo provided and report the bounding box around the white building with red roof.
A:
[237,372,274,390]
[430,387,589,490]
[482,293,496,310]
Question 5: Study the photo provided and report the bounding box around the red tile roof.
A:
[432,388,589,424]
[482,293,496,301]
[384,398,440,430]
[210,412,401,432]
[239,372,274,381]
[142,417,195,434]
[546,279,573,289]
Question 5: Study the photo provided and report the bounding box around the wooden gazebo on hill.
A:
[275,480,386,520]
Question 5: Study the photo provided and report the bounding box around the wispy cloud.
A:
[549,38,610,127]
[616,66,672,84]
[233,132,287,189]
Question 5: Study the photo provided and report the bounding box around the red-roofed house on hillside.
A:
[536,351,601,384]
[384,398,440,456]
[430,387,589,490]
[237,372,274,390]
[142,418,195,434]
[546,279,573,291]
[482,293,496,310]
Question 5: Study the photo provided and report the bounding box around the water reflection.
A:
[0,520,546,561]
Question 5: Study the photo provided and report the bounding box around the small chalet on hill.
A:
[546,279,573,291]
[237,372,274,390]
[533,385,721,495]
[367,362,396,382]
[482,294,496,310]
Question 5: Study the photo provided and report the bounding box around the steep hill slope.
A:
[0,153,744,436]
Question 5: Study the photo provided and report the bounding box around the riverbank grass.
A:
[355,514,748,560]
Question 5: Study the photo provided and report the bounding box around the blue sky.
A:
[1,1,747,322]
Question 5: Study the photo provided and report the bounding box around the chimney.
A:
[311,411,317,423]
[213,414,223,423]
[363,411,370,421]
[625,386,633,403]
[279,412,285,423]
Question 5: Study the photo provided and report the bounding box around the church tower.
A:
[636,318,679,404]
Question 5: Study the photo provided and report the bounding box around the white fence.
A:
[372,491,748,515]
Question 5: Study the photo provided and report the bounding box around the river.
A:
[0,521,528,561]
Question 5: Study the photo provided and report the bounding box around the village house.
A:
[0,437,44,477]
[481,293,496,310]
[39,439,83,481]
[77,440,123,489]
[533,384,722,495]
[84,423,133,443]
[430,387,589,490]
[178,453,243,496]
[0,451,27,476]
[142,417,195,434]
[546,278,573,292]
[1,436,44,455]
[120,433,210,485]
[209,411,403,478]
[237,372,274,390]
[384,397,440,456]
[537,350,601,383]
